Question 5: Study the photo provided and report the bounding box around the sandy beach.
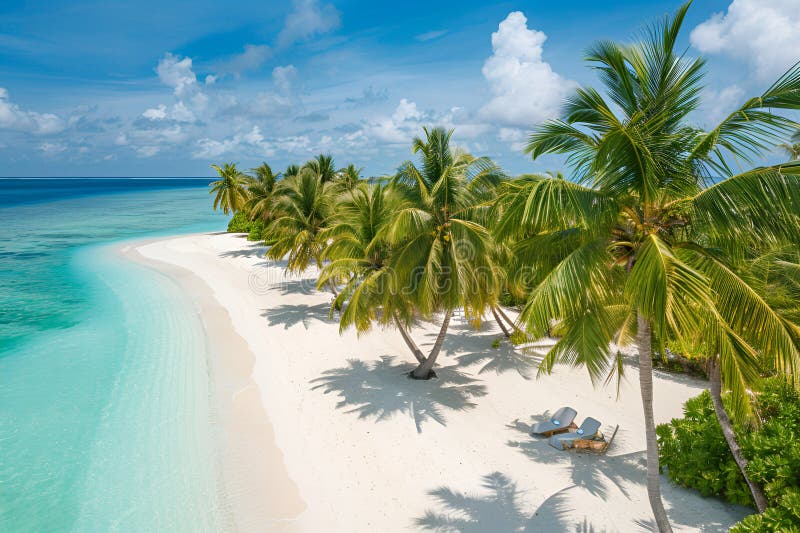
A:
[124,231,750,532]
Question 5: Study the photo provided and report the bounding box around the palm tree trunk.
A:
[411,309,453,379]
[708,358,768,513]
[495,306,523,335]
[491,306,511,338]
[637,313,673,533]
[394,315,426,364]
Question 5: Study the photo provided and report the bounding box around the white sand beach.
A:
[124,231,751,532]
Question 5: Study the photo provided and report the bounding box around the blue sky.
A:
[1,0,797,177]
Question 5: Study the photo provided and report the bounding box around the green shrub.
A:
[246,219,264,241]
[657,378,800,530]
[226,211,253,233]
[491,338,501,349]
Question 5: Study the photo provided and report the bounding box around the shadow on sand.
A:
[260,302,334,330]
[310,356,487,432]
[414,472,607,532]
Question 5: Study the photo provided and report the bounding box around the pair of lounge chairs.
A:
[530,407,615,452]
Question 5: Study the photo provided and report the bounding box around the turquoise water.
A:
[0,181,233,531]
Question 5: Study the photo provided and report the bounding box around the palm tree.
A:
[209,162,249,215]
[388,127,505,379]
[284,164,300,179]
[245,162,281,222]
[497,3,800,530]
[304,154,337,183]
[778,130,800,160]
[317,183,412,337]
[333,164,364,194]
[264,168,336,284]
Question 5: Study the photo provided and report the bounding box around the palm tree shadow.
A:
[415,472,531,532]
[219,245,267,259]
[455,343,546,380]
[260,302,333,329]
[506,420,645,501]
[310,356,487,433]
[415,472,597,532]
[275,278,319,295]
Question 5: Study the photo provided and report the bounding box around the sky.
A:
[0,0,798,177]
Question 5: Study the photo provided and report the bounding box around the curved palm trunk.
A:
[637,313,673,533]
[708,359,768,513]
[411,309,453,380]
[495,306,523,335]
[394,315,426,364]
[491,306,511,338]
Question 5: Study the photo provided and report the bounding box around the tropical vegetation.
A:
[208,2,800,530]
[658,379,800,531]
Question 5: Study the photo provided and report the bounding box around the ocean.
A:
[0,179,232,531]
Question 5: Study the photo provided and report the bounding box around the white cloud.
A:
[690,0,800,80]
[205,75,217,85]
[498,127,527,152]
[278,0,340,47]
[155,53,198,97]
[142,104,167,120]
[701,85,745,125]
[0,87,66,134]
[479,12,575,128]
[193,126,273,159]
[136,146,160,158]
[272,65,298,94]
[39,142,67,154]
[213,44,271,77]
[359,99,488,147]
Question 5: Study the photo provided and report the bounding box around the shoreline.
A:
[118,231,751,532]
[119,236,306,531]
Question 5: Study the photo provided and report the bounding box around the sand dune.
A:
[129,231,750,532]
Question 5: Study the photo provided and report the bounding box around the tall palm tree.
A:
[304,154,337,183]
[497,3,800,530]
[209,162,249,215]
[388,127,505,379]
[317,183,413,338]
[778,130,800,160]
[264,168,335,279]
[245,162,281,222]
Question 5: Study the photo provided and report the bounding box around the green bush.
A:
[246,219,264,241]
[657,378,800,531]
[226,211,253,233]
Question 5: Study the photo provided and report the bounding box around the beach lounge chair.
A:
[529,407,578,437]
[548,417,602,450]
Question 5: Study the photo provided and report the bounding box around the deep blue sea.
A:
[0,179,233,531]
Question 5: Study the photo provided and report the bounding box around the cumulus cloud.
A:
[690,0,800,80]
[278,0,340,47]
[359,99,488,147]
[156,53,198,97]
[194,126,272,159]
[498,127,527,152]
[246,65,301,118]
[479,12,575,128]
[701,85,745,125]
[0,87,66,134]
[142,104,168,120]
